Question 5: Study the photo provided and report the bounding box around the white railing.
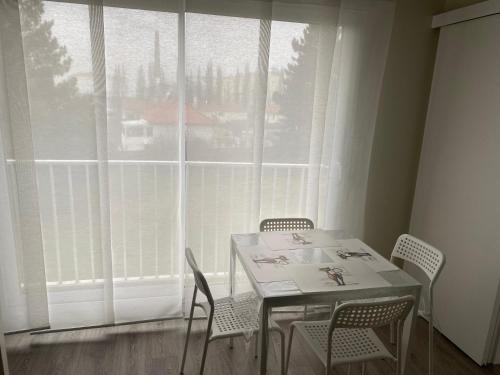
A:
[7,159,311,285]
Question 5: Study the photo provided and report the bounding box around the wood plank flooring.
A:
[5,314,500,375]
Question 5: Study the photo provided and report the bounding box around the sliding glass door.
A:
[0,0,395,331]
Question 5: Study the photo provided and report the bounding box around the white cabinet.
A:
[410,11,500,365]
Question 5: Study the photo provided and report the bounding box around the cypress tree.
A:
[136,65,146,99]
[205,61,214,104]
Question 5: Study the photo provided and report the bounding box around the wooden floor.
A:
[5,314,500,375]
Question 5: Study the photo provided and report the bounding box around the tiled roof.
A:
[122,98,213,126]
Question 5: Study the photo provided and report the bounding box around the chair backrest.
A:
[259,218,314,232]
[185,248,214,307]
[391,234,445,282]
[330,295,415,332]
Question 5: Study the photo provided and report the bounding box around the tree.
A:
[146,30,166,99]
[147,62,155,99]
[153,31,161,79]
[158,68,168,98]
[215,66,223,105]
[109,65,126,154]
[136,65,146,98]
[110,65,125,118]
[205,61,214,104]
[196,67,203,107]
[223,79,231,105]
[186,72,194,105]
[20,0,78,113]
[111,65,127,98]
[233,68,240,104]
[121,66,128,97]
[18,0,93,159]
[271,25,319,162]
[153,31,169,98]
[274,25,318,133]
[242,62,250,106]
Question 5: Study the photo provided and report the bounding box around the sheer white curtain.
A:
[184,0,395,294]
[0,0,395,331]
[0,2,50,332]
[323,0,395,235]
[1,0,184,330]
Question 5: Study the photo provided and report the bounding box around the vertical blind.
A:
[0,0,395,330]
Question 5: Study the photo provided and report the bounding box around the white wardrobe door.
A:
[410,14,500,365]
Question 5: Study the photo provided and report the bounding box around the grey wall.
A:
[362,0,444,258]
[362,0,488,259]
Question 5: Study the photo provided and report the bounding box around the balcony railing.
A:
[7,159,313,286]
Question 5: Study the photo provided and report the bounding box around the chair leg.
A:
[199,312,214,375]
[277,330,285,375]
[429,312,434,375]
[396,320,403,375]
[390,321,396,345]
[179,315,194,374]
[361,362,366,375]
[255,332,259,358]
[304,305,308,320]
[347,364,351,375]
[285,324,295,375]
[180,288,197,374]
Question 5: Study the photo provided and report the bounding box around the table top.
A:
[231,229,421,304]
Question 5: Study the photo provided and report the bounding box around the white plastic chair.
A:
[180,248,285,375]
[285,295,415,375]
[260,218,314,232]
[390,234,445,375]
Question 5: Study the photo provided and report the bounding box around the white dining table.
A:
[230,229,422,375]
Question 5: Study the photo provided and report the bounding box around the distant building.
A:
[120,98,214,151]
[71,71,94,95]
[121,119,153,151]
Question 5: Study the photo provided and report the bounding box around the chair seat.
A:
[199,292,282,340]
[293,320,395,367]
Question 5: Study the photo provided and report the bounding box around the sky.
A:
[41,1,307,87]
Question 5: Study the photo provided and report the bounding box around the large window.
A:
[24,1,334,287]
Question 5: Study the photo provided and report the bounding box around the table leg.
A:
[229,241,236,348]
[401,288,421,374]
[230,242,236,297]
[259,301,270,375]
